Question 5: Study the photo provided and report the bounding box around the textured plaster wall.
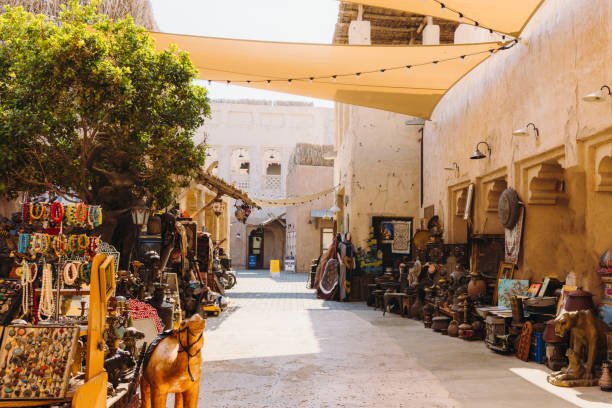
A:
[422,0,612,295]
[286,164,334,273]
[334,104,422,250]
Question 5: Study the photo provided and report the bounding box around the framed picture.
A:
[556,285,577,315]
[497,279,530,307]
[463,183,475,221]
[379,221,395,243]
[493,261,516,305]
[498,262,516,279]
[527,283,541,298]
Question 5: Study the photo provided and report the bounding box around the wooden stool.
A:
[367,284,379,307]
[373,290,385,310]
[383,292,407,316]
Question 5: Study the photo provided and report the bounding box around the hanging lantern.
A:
[131,199,151,228]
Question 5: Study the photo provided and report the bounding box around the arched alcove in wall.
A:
[527,161,565,205]
[597,155,612,192]
[486,179,508,212]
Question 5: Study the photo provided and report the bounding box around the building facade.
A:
[196,99,334,269]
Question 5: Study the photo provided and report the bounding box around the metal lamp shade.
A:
[131,205,151,227]
[470,149,487,160]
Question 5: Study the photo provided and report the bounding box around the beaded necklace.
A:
[38,262,55,321]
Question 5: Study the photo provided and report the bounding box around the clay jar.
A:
[564,288,595,312]
[447,320,460,337]
[467,271,487,299]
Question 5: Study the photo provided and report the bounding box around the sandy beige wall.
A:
[423,0,612,295]
[286,164,334,272]
[334,104,422,250]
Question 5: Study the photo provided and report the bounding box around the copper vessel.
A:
[467,270,487,299]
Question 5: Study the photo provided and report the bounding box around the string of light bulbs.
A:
[427,0,514,39]
[334,0,517,40]
[205,40,517,85]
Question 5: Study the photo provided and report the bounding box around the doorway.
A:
[248,228,264,269]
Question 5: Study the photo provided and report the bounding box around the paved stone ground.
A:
[169,270,612,408]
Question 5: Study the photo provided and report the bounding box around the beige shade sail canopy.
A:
[346,0,544,37]
[150,32,508,119]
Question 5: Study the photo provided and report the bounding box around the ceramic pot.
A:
[447,320,460,337]
[543,319,565,343]
[432,316,451,332]
[564,288,595,312]
[599,361,612,392]
[467,271,487,299]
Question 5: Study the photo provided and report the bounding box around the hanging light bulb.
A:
[355,72,361,79]
[458,13,464,23]
[266,80,271,85]
[309,77,314,83]
[460,55,466,62]
[207,80,211,85]
[379,69,386,75]
[288,79,292,85]
[332,75,337,82]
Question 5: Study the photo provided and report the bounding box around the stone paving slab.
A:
[167,270,611,408]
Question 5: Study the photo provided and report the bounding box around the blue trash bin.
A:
[248,255,257,269]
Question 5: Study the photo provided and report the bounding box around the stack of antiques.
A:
[364,188,611,392]
[0,196,217,407]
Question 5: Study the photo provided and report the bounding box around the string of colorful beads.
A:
[18,233,97,256]
[20,201,103,228]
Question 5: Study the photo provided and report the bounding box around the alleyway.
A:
[183,271,611,408]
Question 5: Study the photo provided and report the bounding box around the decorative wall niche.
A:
[577,131,612,193]
[448,180,471,243]
[597,155,612,192]
[514,145,566,206]
[527,161,565,205]
[455,188,467,217]
[486,179,508,211]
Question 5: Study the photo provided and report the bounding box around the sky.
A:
[149,0,339,106]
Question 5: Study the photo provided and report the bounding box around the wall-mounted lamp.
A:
[444,162,460,177]
[236,233,242,239]
[469,141,491,160]
[583,85,611,102]
[512,122,540,138]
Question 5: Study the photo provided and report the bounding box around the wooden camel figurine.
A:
[141,313,206,408]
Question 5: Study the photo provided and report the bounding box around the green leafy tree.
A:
[0,1,209,210]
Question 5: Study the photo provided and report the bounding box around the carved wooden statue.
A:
[141,314,206,408]
[547,309,608,387]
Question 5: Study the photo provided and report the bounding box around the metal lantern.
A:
[212,198,223,217]
[131,200,151,228]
